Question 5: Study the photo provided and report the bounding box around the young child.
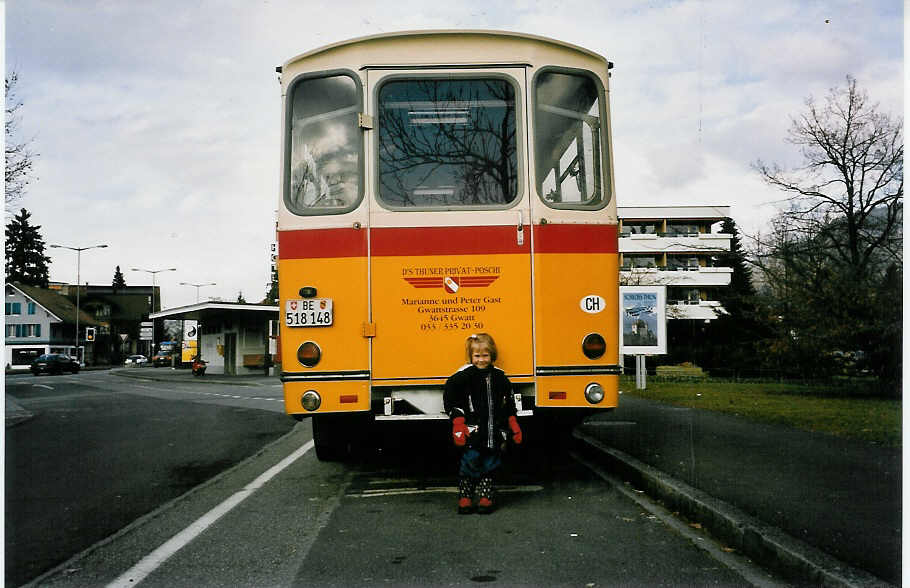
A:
[444,333,523,514]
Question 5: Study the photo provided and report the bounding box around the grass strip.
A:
[621,377,901,447]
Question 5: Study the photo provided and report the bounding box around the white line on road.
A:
[106,439,315,588]
[347,485,544,498]
[32,384,54,390]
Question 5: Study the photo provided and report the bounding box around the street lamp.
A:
[131,267,176,355]
[179,281,217,303]
[49,243,108,363]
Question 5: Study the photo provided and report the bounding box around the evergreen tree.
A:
[5,208,50,287]
[236,291,246,303]
[112,265,127,291]
[703,218,767,375]
[263,265,278,304]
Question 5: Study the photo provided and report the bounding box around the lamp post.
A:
[179,281,216,303]
[50,243,108,363]
[131,267,176,355]
[179,281,215,365]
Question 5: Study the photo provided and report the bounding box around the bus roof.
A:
[281,29,609,70]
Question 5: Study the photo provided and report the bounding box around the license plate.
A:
[285,298,333,327]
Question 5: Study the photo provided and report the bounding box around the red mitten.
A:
[508,416,522,445]
[452,417,470,446]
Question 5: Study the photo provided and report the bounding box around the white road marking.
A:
[347,485,544,498]
[106,439,315,588]
[32,384,54,390]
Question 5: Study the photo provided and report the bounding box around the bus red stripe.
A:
[279,224,618,258]
[533,224,618,254]
[279,228,367,259]
[371,226,528,256]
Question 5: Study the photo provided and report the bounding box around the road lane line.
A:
[106,439,315,588]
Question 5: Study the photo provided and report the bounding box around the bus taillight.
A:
[298,341,322,367]
[582,333,606,359]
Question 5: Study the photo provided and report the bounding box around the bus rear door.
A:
[367,69,534,394]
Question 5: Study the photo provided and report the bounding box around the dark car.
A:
[151,352,174,367]
[31,353,81,375]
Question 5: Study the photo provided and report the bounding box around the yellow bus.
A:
[277,30,620,460]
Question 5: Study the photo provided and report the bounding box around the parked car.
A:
[31,353,81,376]
[151,352,174,367]
[124,354,148,367]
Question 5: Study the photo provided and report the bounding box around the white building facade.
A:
[618,206,732,321]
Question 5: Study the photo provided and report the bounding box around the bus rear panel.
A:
[277,31,620,456]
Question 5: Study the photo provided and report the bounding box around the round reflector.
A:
[585,383,605,404]
[301,390,321,411]
[297,341,321,367]
[582,333,606,359]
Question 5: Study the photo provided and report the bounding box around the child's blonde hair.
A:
[465,333,498,363]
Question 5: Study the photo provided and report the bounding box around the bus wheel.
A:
[312,414,351,462]
[312,413,373,461]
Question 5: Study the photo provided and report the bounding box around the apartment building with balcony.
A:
[618,205,732,321]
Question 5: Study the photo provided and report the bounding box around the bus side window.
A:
[286,73,363,215]
[534,70,605,208]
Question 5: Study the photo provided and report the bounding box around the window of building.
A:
[668,256,700,270]
[624,255,658,269]
[622,222,658,235]
[534,69,607,209]
[665,223,699,236]
[669,287,702,305]
[5,302,22,315]
[377,77,519,208]
[286,72,363,215]
[27,302,37,315]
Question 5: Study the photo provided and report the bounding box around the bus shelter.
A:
[151,302,279,376]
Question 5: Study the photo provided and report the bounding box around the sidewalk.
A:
[575,395,900,587]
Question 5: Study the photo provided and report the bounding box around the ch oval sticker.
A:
[580,295,606,314]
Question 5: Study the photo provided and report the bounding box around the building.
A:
[51,283,162,364]
[618,206,732,321]
[151,301,279,376]
[4,282,101,369]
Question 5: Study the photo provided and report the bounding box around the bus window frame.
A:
[283,68,365,217]
[531,65,611,211]
[371,70,526,213]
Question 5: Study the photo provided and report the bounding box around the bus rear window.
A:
[286,73,362,215]
[377,78,519,209]
[534,70,607,209]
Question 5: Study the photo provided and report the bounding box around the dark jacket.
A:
[444,364,517,451]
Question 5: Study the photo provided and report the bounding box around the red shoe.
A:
[457,497,475,514]
[477,497,494,514]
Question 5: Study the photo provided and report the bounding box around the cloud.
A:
[6,0,902,307]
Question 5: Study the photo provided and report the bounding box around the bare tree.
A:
[752,76,902,391]
[5,72,38,208]
[754,76,902,281]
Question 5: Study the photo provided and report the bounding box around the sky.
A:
[4,0,904,309]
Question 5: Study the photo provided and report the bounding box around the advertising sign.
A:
[619,286,667,355]
[182,320,198,362]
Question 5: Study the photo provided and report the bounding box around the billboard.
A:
[619,286,667,355]
[182,320,198,362]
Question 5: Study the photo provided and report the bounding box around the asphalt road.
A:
[6,371,784,587]
[5,371,294,587]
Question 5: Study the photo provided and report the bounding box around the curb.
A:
[573,429,891,588]
[110,368,279,387]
